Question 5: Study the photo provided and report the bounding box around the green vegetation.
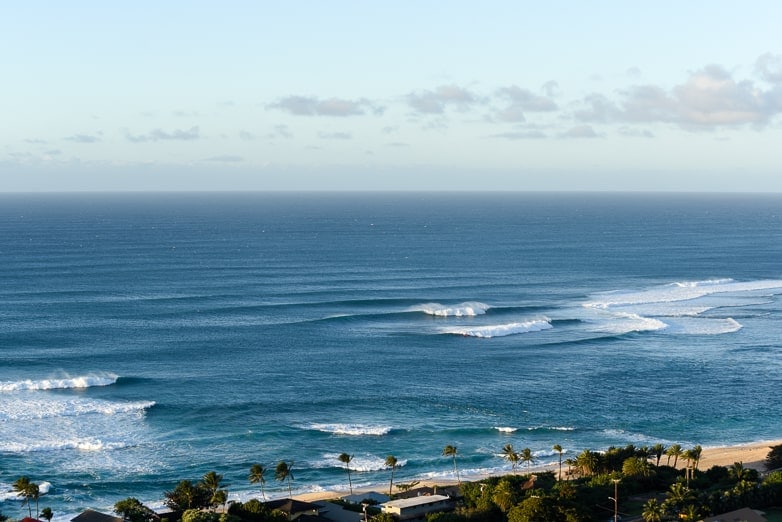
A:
[338,453,354,495]
[6,443,782,522]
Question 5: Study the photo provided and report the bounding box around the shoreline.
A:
[291,439,782,503]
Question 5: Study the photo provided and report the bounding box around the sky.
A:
[2,1,782,192]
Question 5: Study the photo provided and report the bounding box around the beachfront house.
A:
[380,495,454,521]
[701,507,768,522]
[71,509,124,522]
[262,499,321,521]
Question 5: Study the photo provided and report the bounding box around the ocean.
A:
[1,192,780,519]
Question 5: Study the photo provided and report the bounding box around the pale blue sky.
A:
[2,1,782,191]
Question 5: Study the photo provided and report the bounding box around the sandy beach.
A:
[292,440,782,503]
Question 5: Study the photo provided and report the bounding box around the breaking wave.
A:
[494,426,518,433]
[441,319,552,338]
[0,373,120,392]
[411,302,491,317]
[305,423,393,436]
[0,396,156,421]
[585,279,782,309]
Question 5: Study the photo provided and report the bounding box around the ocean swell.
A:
[441,319,552,338]
[0,373,119,392]
[411,301,491,317]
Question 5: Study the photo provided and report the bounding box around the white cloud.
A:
[268,96,382,117]
[407,84,480,114]
[574,61,782,130]
[560,125,601,138]
[65,134,101,143]
[126,126,201,142]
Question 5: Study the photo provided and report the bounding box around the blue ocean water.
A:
[1,192,781,518]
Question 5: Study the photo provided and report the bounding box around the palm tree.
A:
[502,443,520,474]
[211,490,227,513]
[576,449,599,477]
[384,455,398,497]
[443,445,460,484]
[651,443,666,467]
[622,456,653,478]
[201,471,224,511]
[338,453,354,495]
[41,507,53,522]
[248,464,267,500]
[690,445,702,471]
[520,447,535,470]
[275,460,294,497]
[665,444,683,468]
[641,498,664,522]
[13,477,37,518]
[729,461,751,483]
[553,444,564,480]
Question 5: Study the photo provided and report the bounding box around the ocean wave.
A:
[315,453,408,472]
[411,301,491,317]
[528,426,576,432]
[0,373,119,392]
[305,423,393,436]
[586,279,782,309]
[587,313,668,335]
[0,481,51,502]
[663,317,743,335]
[0,438,130,453]
[441,319,553,338]
[494,426,518,433]
[0,396,155,421]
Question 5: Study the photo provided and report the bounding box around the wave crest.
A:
[0,373,119,392]
[442,319,552,338]
[306,423,393,436]
[412,302,491,317]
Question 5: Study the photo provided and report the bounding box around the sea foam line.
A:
[411,301,491,317]
[0,373,119,392]
[442,319,552,338]
[305,423,393,436]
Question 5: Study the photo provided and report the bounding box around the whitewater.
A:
[0,192,780,520]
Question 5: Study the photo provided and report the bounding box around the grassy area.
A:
[765,507,782,522]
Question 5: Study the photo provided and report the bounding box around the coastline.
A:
[292,439,782,503]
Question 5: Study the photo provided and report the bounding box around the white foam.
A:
[0,395,155,421]
[442,319,552,338]
[316,453,407,473]
[306,423,393,436]
[586,279,782,309]
[587,313,668,335]
[0,438,131,453]
[494,426,518,433]
[0,373,119,392]
[412,301,491,317]
[663,317,743,335]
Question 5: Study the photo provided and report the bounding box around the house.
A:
[262,499,322,521]
[701,507,767,522]
[71,509,124,522]
[380,495,454,521]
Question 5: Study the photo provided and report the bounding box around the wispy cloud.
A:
[126,126,201,143]
[560,125,601,138]
[268,96,383,117]
[575,60,782,130]
[65,134,101,143]
[493,85,558,123]
[489,130,547,140]
[407,84,481,114]
[318,131,352,140]
[202,155,243,163]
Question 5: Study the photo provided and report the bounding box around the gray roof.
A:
[71,509,124,522]
[382,495,451,510]
[701,507,767,522]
